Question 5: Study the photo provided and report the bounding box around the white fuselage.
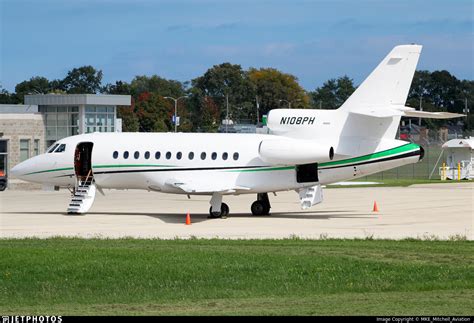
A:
[11,129,422,195]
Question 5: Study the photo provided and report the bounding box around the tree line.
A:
[1,64,472,132]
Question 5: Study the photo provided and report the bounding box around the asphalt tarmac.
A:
[1,183,472,240]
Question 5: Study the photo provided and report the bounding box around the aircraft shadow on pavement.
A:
[6,210,374,224]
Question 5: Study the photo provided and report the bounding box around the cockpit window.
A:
[47,143,59,153]
[54,144,66,153]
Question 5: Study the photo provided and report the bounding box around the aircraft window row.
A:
[112,150,240,161]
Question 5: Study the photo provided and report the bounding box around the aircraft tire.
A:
[208,203,229,218]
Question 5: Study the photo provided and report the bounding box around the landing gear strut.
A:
[251,193,271,216]
[208,192,229,218]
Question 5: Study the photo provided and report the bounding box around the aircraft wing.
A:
[165,178,250,194]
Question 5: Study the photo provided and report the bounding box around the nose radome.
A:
[10,161,27,178]
[10,156,40,179]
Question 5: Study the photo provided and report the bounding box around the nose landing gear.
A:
[208,192,230,218]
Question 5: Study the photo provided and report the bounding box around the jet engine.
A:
[258,138,334,164]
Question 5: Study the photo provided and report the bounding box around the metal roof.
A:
[442,137,474,149]
[25,94,131,106]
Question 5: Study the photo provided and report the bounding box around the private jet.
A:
[11,44,463,217]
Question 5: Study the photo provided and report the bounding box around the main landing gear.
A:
[251,193,271,216]
[207,192,272,218]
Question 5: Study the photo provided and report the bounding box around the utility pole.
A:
[256,95,259,124]
[463,98,470,131]
[164,95,188,132]
[225,93,229,133]
[419,95,423,126]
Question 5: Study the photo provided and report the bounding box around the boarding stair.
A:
[67,171,96,214]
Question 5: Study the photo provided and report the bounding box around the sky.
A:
[1,0,473,92]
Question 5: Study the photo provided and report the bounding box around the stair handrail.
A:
[82,169,93,186]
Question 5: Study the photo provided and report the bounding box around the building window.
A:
[40,105,79,144]
[85,106,115,133]
[20,139,30,162]
[34,140,40,156]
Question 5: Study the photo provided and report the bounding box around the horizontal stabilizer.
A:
[350,105,464,119]
[401,110,465,119]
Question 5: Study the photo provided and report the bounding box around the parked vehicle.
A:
[0,170,7,191]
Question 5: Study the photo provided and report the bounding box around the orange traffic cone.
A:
[372,201,379,212]
[185,212,191,225]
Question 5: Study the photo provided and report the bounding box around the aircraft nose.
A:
[10,158,36,179]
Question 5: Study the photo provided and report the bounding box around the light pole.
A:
[279,99,301,109]
[164,95,188,132]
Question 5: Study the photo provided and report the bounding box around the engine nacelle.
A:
[259,138,334,164]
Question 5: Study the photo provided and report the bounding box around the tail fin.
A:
[339,44,422,112]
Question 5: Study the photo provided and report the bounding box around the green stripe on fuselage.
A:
[319,143,419,168]
[25,167,74,175]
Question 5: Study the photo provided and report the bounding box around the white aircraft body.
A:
[11,45,463,217]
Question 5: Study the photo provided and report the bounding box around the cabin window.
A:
[177,152,182,160]
[54,144,66,153]
[200,152,206,160]
[188,152,194,160]
[144,151,150,159]
[211,152,217,160]
[113,151,119,159]
[134,151,140,159]
[155,151,161,159]
[123,151,129,159]
[166,151,172,159]
[222,152,228,160]
[233,152,239,160]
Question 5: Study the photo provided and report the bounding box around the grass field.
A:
[1,239,473,315]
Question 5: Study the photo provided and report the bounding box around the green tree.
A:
[0,86,20,104]
[130,75,184,98]
[192,63,255,122]
[102,81,131,95]
[61,66,103,94]
[310,76,355,109]
[15,76,51,101]
[117,106,139,132]
[248,68,308,117]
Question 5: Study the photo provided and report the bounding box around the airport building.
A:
[0,94,131,189]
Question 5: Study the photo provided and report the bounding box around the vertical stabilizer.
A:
[339,45,422,112]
